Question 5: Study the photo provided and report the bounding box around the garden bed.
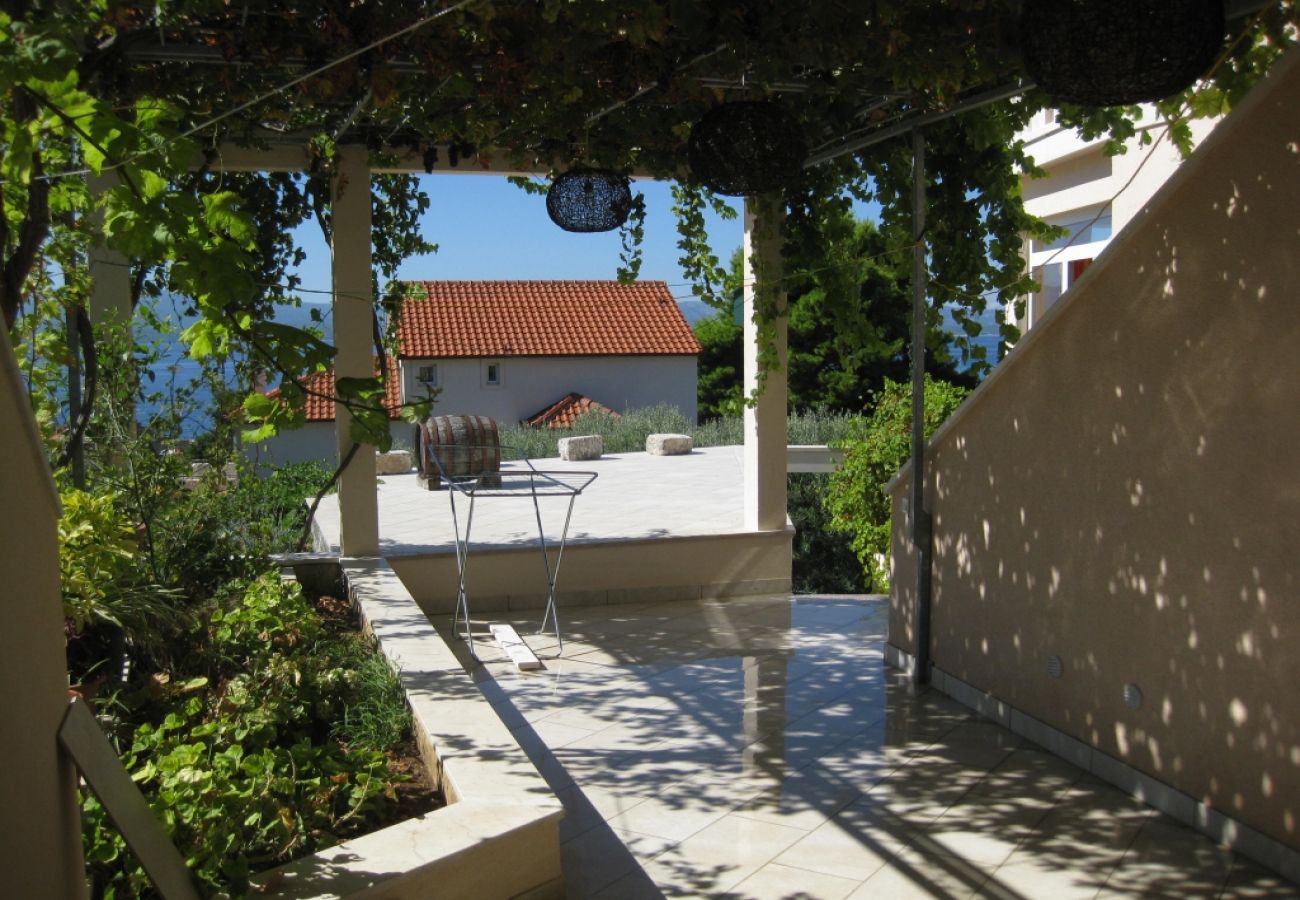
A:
[254,558,564,899]
[78,570,443,897]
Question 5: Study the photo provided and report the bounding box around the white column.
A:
[742,197,789,532]
[332,146,380,557]
[88,174,134,326]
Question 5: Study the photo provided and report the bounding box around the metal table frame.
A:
[430,445,597,662]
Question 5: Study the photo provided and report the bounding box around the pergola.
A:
[5,2,1296,895]
[64,0,1275,685]
[79,2,1033,554]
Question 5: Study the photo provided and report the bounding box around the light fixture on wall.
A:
[1020,0,1225,106]
[688,101,806,196]
[1123,683,1144,710]
[545,168,632,233]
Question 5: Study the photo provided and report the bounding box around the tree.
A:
[825,375,971,590]
[694,218,977,419]
[694,299,744,420]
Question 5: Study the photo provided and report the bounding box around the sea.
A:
[138,298,333,439]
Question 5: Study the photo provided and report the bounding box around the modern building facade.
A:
[1013,106,1219,333]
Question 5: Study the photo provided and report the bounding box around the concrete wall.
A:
[400,355,698,425]
[245,421,415,469]
[891,48,1300,851]
[0,333,88,895]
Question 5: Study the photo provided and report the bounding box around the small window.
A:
[1044,108,1057,126]
[1068,257,1094,285]
[485,361,502,387]
[416,364,438,387]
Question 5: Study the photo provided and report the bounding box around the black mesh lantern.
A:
[1021,0,1225,107]
[545,169,633,233]
[688,101,807,197]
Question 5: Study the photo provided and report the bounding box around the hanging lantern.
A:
[545,169,633,233]
[1021,0,1225,107]
[688,101,807,197]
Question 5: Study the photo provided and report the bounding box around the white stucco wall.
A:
[401,355,698,424]
[244,421,417,469]
[0,330,88,897]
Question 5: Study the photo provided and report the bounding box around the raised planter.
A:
[253,558,563,899]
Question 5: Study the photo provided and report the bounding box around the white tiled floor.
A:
[313,446,749,556]
[443,594,1299,899]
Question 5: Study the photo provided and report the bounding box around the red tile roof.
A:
[267,358,402,423]
[524,393,621,429]
[397,281,702,359]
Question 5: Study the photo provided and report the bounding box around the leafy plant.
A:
[59,488,186,674]
[825,376,969,591]
[82,574,415,898]
[789,473,866,595]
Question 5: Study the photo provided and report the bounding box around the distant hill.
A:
[677,297,719,326]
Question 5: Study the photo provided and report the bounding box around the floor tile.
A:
[722,861,861,900]
[561,823,676,899]
[976,854,1111,899]
[773,806,913,882]
[453,592,1295,900]
[849,846,989,899]
[641,814,809,896]
[1218,856,1300,898]
[1099,816,1235,897]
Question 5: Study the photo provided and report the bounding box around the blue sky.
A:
[291,177,746,307]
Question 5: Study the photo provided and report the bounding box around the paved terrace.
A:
[312,445,749,556]
[312,446,794,612]
[450,595,1296,899]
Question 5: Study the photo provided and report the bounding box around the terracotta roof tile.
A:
[524,393,620,429]
[267,358,402,423]
[397,280,702,358]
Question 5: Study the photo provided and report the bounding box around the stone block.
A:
[559,434,603,461]
[376,449,413,475]
[646,433,692,456]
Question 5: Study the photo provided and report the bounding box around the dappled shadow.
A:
[450,593,1292,897]
[886,52,1299,882]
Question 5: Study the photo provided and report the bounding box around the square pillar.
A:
[742,197,788,532]
[331,146,380,557]
[88,174,134,327]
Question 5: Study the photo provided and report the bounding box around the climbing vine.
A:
[3,0,1295,452]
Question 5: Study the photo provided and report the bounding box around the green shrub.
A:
[152,461,331,597]
[789,473,867,594]
[82,574,413,898]
[825,377,969,591]
[59,489,186,674]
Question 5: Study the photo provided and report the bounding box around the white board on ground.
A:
[490,623,544,671]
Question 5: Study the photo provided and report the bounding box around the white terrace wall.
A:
[890,48,1300,852]
[400,354,699,425]
[0,331,87,895]
[245,420,415,469]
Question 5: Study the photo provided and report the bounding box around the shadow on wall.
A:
[892,50,1300,852]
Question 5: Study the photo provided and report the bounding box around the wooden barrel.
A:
[420,415,502,491]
